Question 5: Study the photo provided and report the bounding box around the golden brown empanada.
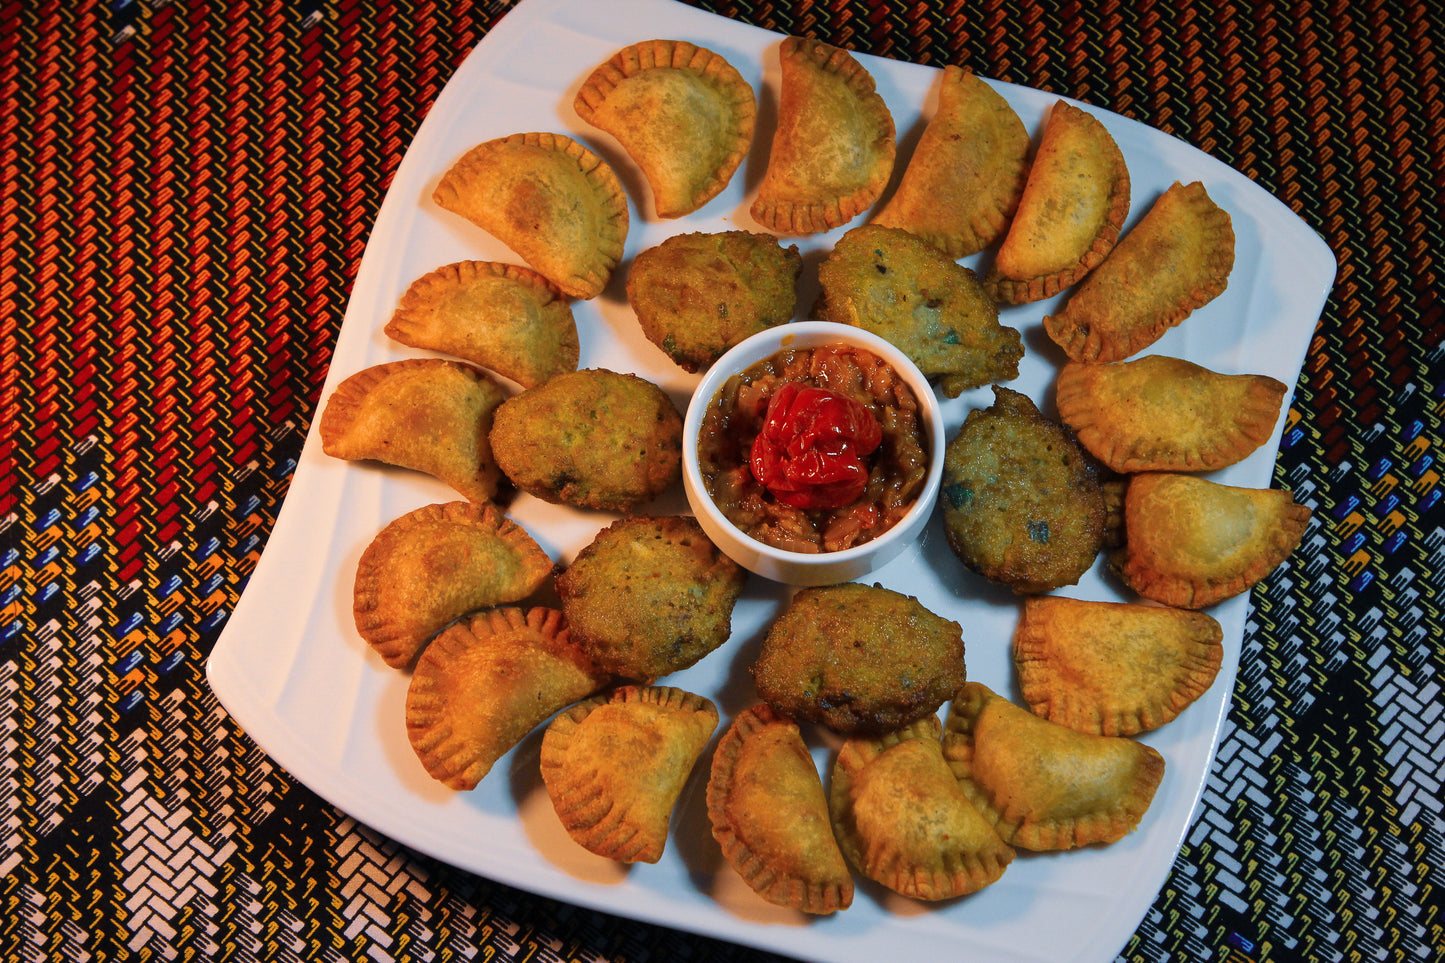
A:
[541,686,718,863]
[433,131,628,299]
[751,37,895,235]
[353,501,554,669]
[1055,354,1287,472]
[406,607,612,790]
[319,358,507,503]
[575,39,755,218]
[1110,472,1311,609]
[1014,596,1224,735]
[872,66,1030,258]
[985,100,1130,305]
[830,715,1013,901]
[943,682,1165,851]
[707,704,854,914]
[1043,181,1235,362]
[384,260,579,389]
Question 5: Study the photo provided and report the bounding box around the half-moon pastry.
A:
[943,682,1165,851]
[1110,472,1311,609]
[405,607,613,790]
[556,515,747,683]
[432,131,628,299]
[751,37,896,235]
[872,65,1031,258]
[1055,354,1287,473]
[706,704,854,914]
[319,358,508,503]
[814,223,1024,397]
[830,715,1014,901]
[985,100,1130,305]
[574,39,755,218]
[541,685,718,863]
[353,501,554,670]
[1043,181,1235,362]
[1014,596,1224,735]
[384,260,579,389]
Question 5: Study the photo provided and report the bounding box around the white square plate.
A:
[208,1,1336,960]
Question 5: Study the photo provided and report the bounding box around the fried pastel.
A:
[1055,354,1287,473]
[405,607,612,790]
[540,685,718,864]
[872,66,1031,258]
[320,358,507,503]
[556,515,746,682]
[751,582,966,736]
[751,37,896,235]
[353,501,553,670]
[384,260,579,389]
[943,682,1165,851]
[1044,181,1235,362]
[1110,472,1311,609]
[432,131,628,299]
[575,39,754,218]
[814,224,1023,397]
[940,386,1107,594]
[1015,596,1224,736]
[985,101,1130,305]
[707,704,854,914]
[627,231,802,373]
[489,369,683,512]
[830,715,1014,901]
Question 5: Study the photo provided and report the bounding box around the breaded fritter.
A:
[750,582,966,736]
[814,224,1022,397]
[627,231,802,373]
[557,515,747,682]
[939,386,1106,593]
[489,369,683,512]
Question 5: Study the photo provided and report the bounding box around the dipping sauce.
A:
[697,343,930,553]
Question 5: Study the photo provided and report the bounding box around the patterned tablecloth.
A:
[3,1,1441,961]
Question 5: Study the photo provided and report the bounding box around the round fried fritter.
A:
[750,582,966,736]
[490,369,683,511]
[814,224,1023,397]
[557,515,747,682]
[939,386,1106,593]
[626,231,802,373]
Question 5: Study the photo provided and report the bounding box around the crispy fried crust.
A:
[751,37,896,234]
[575,39,755,218]
[872,66,1031,258]
[1055,354,1286,472]
[1043,181,1235,362]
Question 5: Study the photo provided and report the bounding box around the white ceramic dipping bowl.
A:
[682,321,945,586]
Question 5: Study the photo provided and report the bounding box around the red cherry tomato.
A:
[749,383,883,509]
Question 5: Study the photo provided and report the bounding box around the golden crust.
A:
[1043,181,1235,362]
[872,66,1031,258]
[405,607,613,790]
[813,224,1024,397]
[706,704,854,914]
[829,715,1014,901]
[1014,596,1224,736]
[319,358,507,503]
[751,37,896,235]
[943,682,1165,851]
[432,131,628,299]
[575,39,755,218]
[353,501,554,670]
[1110,472,1312,609]
[384,260,579,389]
[540,685,718,864]
[985,101,1130,305]
[1055,354,1287,473]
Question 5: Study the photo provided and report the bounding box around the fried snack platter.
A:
[207,1,1335,961]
